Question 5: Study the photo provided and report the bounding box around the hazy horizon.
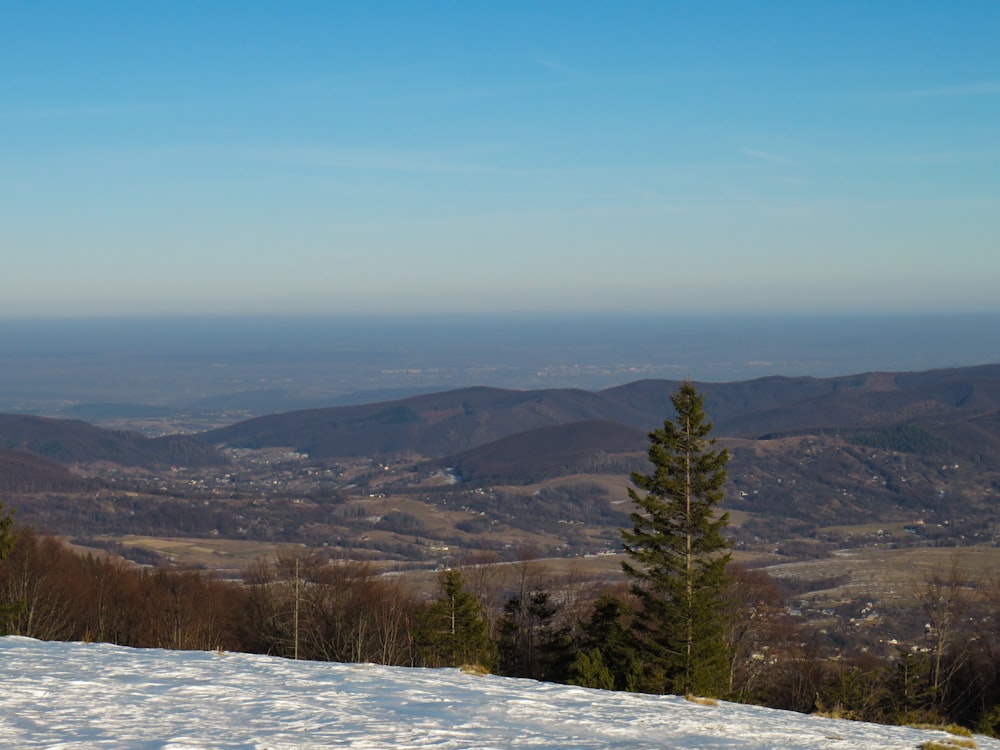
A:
[2,313,998,421]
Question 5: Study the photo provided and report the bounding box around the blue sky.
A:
[2,1,998,317]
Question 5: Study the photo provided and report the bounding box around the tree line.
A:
[4,382,1000,734]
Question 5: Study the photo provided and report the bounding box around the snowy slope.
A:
[1,636,996,750]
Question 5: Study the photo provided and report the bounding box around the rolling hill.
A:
[439,419,648,485]
[5,366,1000,547]
[191,366,1000,531]
[0,414,228,469]
[0,448,95,493]
[200,385,637,458]
[200,365,1000,466]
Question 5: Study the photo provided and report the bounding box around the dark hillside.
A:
[199,365,1000,466]
[201,386,629,458]
[192,366,1000,536]
[0,449,95,493]
[601,366,1000,437]
[600,376,834,431]
[720,433,977,529]
[711,368,1000,449]
[440,420,648,485]
[0,414,227,468]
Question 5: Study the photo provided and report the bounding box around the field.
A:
[764,544,1000,605]
[76,519,1000,616]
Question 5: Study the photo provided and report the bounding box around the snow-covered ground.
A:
[2,636,996,750]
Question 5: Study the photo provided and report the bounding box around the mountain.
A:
[0,414,228,468]
[200,365,1000,465]
[200,385,635,458]
[2,636,995,749]
[6,366,1000,543]
[603,365,1000,438]
[189,366,1000,533]
[440,419,649,485]
[0,449,95,493]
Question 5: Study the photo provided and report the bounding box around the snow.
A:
[1,636,996,750]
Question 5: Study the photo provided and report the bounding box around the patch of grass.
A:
[685,694,718,707]
[812,701,846,720]
[910,724,973,738]
[917,737,978,750]
[460,663,490,676]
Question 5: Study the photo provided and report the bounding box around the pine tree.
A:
[0,503,13,562]
[570,648,616,691]
[571,594,642,692]
[416,569,495,670]
[621,381,732,697]
[0,502,21,631]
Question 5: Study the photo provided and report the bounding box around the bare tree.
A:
[0,530,80,640]
[725,565,799,703]
[244,551,417,665]
[916,556,972,711]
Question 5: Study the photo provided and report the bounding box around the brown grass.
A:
[918,741,977,750]
[459,664,490,676]
[910,724,973,738]
[685,694,719,707]
[765,546,1000,607]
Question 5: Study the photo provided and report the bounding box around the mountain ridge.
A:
[3,365,998,532]
[198,365,1000,464]
[0,414,228,469]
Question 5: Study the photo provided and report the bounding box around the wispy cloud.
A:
[235,146,506,175]
[741,148,794,166]
[535,58,579,76]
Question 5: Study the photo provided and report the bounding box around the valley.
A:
[4,364,1000,665]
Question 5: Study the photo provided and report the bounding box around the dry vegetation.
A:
[919,740,978,750]
[762,546,1000,606]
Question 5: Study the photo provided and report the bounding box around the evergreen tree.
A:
[416,569,495,669]
[885,651,936,723]
[497,588,573,682]
[571,648,615,691]
[571,593,642,692]
[0,503,13,561]
[0,502,21,631]
[621,381,732,697]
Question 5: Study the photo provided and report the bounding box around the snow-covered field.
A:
[2,636,996,750]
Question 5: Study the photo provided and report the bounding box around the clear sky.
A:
[2,1,998,317]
